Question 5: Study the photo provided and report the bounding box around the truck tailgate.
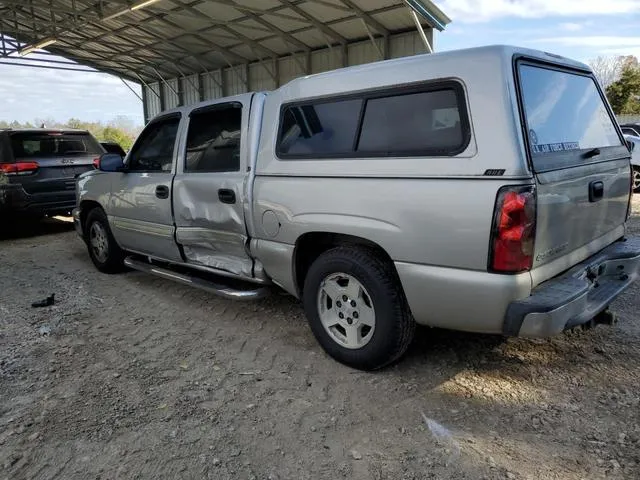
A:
[515,59,632,284]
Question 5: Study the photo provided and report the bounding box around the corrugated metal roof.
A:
[0,0,450,82]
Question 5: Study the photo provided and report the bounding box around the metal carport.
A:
[0,0,451,122]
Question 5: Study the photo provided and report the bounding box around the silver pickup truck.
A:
[74,45,640,370]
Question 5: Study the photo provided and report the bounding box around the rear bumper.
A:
[504,237,640,337]
[395,261,531,333]
[0,184,75,216]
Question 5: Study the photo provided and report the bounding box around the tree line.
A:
[0,117,142,151]
[590,55,640,115]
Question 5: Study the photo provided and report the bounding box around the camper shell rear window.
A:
[515,59,627,172]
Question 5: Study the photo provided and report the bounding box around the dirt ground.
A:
[1,200,640,480]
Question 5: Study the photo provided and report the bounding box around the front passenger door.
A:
[109,114,183,262]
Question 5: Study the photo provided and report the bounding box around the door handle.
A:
[218,189,236,204]
[155,185,169,199]
[589,181,604,202]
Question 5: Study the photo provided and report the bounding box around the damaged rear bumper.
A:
[504,237,640,337]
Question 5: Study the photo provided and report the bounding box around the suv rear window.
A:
[9,132,102,159]
[517,63,624,171]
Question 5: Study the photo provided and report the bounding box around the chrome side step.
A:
[124,257,270,301]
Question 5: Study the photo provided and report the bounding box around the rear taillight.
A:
[92,157,100,169]
[0,161,39,176]
[489,185,537,273]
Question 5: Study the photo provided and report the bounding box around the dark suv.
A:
[0,129,103,218]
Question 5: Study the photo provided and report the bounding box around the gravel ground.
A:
[1,199,640,480]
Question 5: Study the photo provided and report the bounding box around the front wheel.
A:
[85,208,125,273]
[633,166,640,193]
[302,246,415,370]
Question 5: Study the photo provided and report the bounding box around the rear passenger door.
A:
[109,113,183,262]
[172,97,254,279]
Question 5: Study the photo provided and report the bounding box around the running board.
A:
[124,257,269,301]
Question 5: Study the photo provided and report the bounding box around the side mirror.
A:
[98,153,126,172]
[626,139,635,152]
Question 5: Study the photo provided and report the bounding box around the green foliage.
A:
[0,117,141,151]
[606,63,640,115]
[102,126,135,151]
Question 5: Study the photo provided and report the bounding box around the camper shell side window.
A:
[276,81,471,160]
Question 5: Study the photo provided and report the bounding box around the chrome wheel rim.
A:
[633,169,640,192]
[89,221,109,263]
[317,273,375,350]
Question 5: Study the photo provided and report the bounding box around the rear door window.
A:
[10,132,102,158]
[185,103,242,172]
[517,63,625,171]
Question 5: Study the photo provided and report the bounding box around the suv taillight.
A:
[489,185,537,273]
[0,161,39,176]
[92,157,100,169]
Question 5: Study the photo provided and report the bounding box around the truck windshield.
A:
[518,63,623,172]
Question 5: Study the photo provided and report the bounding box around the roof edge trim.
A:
[405,0,452,31]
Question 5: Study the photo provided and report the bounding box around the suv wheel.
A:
[302,246,415,370]
[85,208,125,273]
[633,167,640,193]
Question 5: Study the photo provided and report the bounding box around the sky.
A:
[434,0,640,59]
[0,64,144,126]
[0,0,639,127]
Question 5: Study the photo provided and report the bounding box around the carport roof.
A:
[0,0,451,83]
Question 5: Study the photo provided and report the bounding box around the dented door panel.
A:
[172,94,255,279]
[173,176,252,277]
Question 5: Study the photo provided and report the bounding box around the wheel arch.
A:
[293,231,399,297]
[79,200,105,236]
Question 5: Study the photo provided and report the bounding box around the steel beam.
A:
[0,60,97,72]
[135,72,161,100]
[279,0,347,45]
[335,0,390,36]
[360,19,384,60]
[120,77,143,102]
[0,15,177,80]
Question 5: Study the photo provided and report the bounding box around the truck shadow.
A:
[0,216,75,241]
[403,325,507,366]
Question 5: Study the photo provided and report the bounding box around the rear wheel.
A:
[633,167,640,193]
[302,246,415,370]
[85,208,125,273]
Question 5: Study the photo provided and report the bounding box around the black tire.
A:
[302,246,415,371]
[633,166,640,194]
[84,208,125,273]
